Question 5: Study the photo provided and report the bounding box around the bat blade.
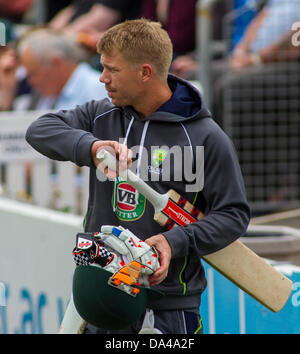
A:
[203,241,293,313]
[155,189,292,312]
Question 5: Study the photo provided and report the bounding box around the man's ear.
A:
[141,64,152,82]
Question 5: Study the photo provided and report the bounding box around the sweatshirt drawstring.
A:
[180,122,194,166]
[123,116,134,146]
[113,116,134,212]
[136,120,150,177]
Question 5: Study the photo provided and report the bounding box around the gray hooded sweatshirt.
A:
[26,74,250,312]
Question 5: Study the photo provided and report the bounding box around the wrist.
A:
[90,140,101,156]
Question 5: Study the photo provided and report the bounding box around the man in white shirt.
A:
[14,28,108,111]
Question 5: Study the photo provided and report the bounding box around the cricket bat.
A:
[97,148,293,312]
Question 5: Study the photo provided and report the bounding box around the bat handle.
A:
[96,149,168,213]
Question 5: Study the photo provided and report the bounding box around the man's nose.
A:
[99,71,110,84]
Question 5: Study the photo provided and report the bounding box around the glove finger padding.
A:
[72,227,160,288]
[100,225,160,276]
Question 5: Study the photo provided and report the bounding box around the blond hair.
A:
[97,19,173,81]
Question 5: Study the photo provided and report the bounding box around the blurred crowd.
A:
[0,0,299,124]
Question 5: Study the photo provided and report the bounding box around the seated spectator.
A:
[0,29,108,201]
[0,46,18,110]
[171,0,300,80]
[1,29,108,111]
[49,0,142,47]
[213,1,300,127]
[230,0,300,70]
[0,19,18,110]
[256,26,300,63]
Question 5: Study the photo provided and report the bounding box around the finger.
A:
[95,143,123,167]
[147,245,169,285]
[104,166,118,179]
[95,144,132,176]
[117,143,127,161]
[144,236,157,248]
[95,161,117,179]
[119,144,132,163]
[149,266,168,285]
[118,146,133,170]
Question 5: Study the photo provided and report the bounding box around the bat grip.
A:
[96,149,168,213]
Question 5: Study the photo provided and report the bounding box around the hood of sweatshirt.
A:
[123,74,211,123]
[116,74,211,180]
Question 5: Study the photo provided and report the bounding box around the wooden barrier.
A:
[0,111,90,215]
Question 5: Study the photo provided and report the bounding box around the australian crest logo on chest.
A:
[148,148,167,175]
[112,176,146,221]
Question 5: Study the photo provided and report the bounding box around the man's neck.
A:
[134,81,173,119]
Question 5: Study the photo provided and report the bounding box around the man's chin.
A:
[110,97,125,106]
[110,97,118,105]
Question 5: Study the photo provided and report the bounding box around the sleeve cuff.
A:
[73,132,98,167]
[162,227,189,259]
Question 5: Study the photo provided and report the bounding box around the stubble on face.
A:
[100,48,143,107]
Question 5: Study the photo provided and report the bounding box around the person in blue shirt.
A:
[230,0,300,70]
[231,0,258,49]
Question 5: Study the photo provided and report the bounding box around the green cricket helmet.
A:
[72,265,164,330]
